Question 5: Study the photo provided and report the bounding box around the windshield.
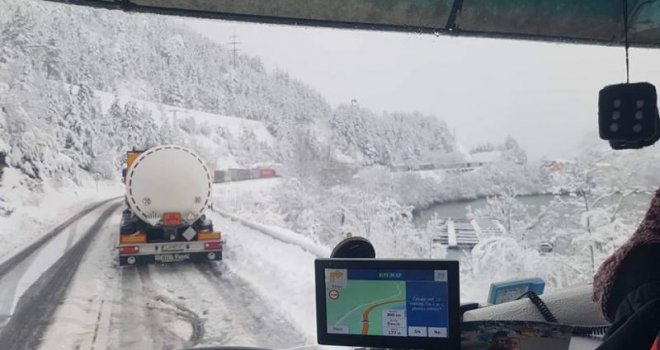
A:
[2,0,660,349]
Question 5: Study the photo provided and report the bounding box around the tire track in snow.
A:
[0,197,120,280]
[141,261,307,348]
[90,299,105,348]
[145,263,251,346]
[0,202,121,350]
[152,294,206,345]
[115,265,206,349]
[193,262,307,348]
[39,205,121,350]
[116,266,154,349]
[209,212,322,340]
[139,265,206,346]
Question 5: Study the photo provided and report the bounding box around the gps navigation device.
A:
[315,259,460,350]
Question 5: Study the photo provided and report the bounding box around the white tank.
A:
[125,145,213,226]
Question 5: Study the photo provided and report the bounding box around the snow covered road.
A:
[30,197,322,349]
[38,211,315,349]
[0,179,329,350]
[0,200,122,350]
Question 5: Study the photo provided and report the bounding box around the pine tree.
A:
[43,38,62,80]
[0,7,35,63]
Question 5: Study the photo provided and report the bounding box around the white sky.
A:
[185,18,660,160]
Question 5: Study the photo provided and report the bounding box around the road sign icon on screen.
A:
[325,269,347,289]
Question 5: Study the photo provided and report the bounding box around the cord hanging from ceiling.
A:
[624,0,631,83]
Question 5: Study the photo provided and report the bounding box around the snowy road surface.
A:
[0,200,122,350]
[0,184,325,349]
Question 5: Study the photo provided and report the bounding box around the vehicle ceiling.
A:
[46,0,660,47]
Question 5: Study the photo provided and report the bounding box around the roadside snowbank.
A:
[0,168,122,262]
[215,210,330,258]
[214,214,322,342]
[212,179,286,225]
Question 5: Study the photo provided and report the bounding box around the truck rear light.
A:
[198,232,221,241]
[120,246,140,255]
[204,241,222,250]
[162,212,182,227]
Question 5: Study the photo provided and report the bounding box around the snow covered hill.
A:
[94,89,275,170]
[96,90,274,145]
[0,0,461,186]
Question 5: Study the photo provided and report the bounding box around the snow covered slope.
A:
[96,90,274,145]
[0,168,122,262]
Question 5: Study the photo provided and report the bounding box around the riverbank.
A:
[412,191,552,218]
[412,190,654,224]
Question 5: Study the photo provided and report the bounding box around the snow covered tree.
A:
[461,236,587,301]
[0,103,9,191]
[116,101,159,151]
[473,185,530,240]
[0,7,34,64]
[330,104,457,166]
[50,84,99,170]
[43,37,63,80]
[501,136,528,165]
[470,143,496,154]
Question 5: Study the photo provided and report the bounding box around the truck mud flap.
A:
[119,251,222,266]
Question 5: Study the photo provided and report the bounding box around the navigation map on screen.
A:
[324,268,449,338]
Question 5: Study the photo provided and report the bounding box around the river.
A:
[414,192,654,225]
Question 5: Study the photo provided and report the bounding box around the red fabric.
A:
[651,338,659,350]
[593,190,660,321]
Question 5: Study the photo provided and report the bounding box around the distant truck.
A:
[212,167,278,183]
[118,145,223,266]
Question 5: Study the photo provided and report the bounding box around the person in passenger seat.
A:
[487,331,509,350]
[506,333,520,350]
[593,190,660,350]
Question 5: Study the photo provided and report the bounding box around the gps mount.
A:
[331,236,376,259]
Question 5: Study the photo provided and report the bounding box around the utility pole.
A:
[228,33,241,68]
[168,109,180,141]
[169,109,180,125]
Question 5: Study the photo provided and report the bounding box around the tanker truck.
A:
[118,145,223,266]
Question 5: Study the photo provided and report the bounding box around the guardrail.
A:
[211,208,330,258]
[390,162,487,172]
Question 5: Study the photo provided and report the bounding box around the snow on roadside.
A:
[217,210,330,258]
[212,179,285,224]
[0,168,122,262]
[213,178,282,207]
[213,178,286,227]
[211,179,333,342]
[213,214,323,343]
[412,169,446,182]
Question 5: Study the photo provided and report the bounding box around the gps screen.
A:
[324,268,449,338]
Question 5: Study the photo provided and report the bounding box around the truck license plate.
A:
[162,244,185,252]
[155,253,190,263]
